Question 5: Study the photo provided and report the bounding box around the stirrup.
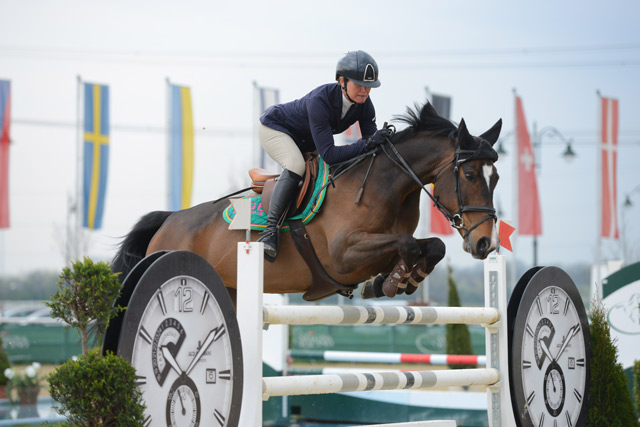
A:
[258,229,279,263]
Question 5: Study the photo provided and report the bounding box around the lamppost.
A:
[531,124,576,266]
[497,125,576,266]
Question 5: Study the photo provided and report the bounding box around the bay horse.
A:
[112,103,501,304]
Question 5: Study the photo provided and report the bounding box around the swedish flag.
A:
[169,84,194,211]
[83,83,109,230]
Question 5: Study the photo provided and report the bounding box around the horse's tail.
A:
[111,211,172,280]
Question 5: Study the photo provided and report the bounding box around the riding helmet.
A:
[335,50,381,88]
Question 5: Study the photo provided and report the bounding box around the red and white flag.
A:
[428,184,453,235]
[600,96,619,239]
[515,96,542,236]
[0,80,10,229]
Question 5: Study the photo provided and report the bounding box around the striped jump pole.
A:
[263,305,499,326]
[289,349,487,366]
[236,242,516,427]
[262,368,500,399]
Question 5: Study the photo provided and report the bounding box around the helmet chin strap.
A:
[341,78,356,104]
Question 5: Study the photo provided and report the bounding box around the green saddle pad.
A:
[223,157,329,231]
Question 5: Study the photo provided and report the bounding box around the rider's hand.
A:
[365,128,392,150]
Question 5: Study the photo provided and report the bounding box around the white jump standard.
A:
[236,242,516,427]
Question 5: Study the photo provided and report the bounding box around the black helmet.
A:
[335,50,381,88]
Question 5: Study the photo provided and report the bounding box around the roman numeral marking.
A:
[538,412,544,427]
[214,409,225,426]
[522,360,531,369]
[135,375,146,386]
[157,292,167,316]
[536,297,543,316]
[218,370,231,380]
[213,324,226,342]
[526,324,535,337]
[526,390,535,406]
[576,358,585,367]
[573,388,582,403]
[143,415,151,426]
[200,291,210,315]
[565,410,573,426]
[554,419,558,427]
[564,298,571,315]
[138,326,152,345]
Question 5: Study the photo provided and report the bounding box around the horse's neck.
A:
[379,134,454,193]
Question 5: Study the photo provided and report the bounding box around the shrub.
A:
[0,337,10,385]
[586,297,637,426]
[445,264,475,370]
[48,351,146,426]
[46,258,123,355]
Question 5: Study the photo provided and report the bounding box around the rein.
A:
[380,126,497,238]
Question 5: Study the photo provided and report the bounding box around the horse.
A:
[112,102,502,304]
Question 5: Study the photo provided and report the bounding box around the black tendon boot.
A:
[257,169,302,262]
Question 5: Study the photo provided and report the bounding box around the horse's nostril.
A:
[476,237,490,255]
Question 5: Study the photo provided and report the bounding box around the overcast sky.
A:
[1,0,639,277]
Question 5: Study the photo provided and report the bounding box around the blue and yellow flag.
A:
[169,84,194,211]
[83,83,109,230]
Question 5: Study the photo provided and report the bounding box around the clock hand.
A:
[538,338,555,363]
[554,323,580,361]
[178,388,186,416]
[185,328,217,376]
[551,372,557,392]
[161,345,184,376]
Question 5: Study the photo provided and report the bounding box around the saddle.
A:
[247,153,358,301]
[248,153,318,215]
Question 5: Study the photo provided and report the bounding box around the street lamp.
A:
[531,124,577,266]
[533,125,577,164]
[498,125,577,267]
[623,185,640,209]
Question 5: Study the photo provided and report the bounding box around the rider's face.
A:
[341,78,371,104]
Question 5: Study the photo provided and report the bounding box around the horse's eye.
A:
[464,172,476,181]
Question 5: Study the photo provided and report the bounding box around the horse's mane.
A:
[392,102,456,144]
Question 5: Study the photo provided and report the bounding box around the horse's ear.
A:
[458,118,473,149]
[479,119,502,146]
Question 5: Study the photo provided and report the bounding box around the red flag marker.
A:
[498,220,516,252]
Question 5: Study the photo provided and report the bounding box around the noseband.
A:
[380,126,497,238]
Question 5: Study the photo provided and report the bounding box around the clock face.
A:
[509,267,591,427]
[115,251,243,427]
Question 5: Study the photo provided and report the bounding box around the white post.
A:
[236,241,264,427]
[484,254,516,427]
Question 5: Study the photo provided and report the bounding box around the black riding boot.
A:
[257,169,302,262]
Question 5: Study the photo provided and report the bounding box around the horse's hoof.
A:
[361,274,386,299]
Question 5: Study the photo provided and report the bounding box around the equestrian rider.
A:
[257,50,392,262]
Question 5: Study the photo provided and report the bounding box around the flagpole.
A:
[74,75,83,262]
[511,88,518,288]
[252,81,260,169]
[595,90,602,296]
[166,77,171,211]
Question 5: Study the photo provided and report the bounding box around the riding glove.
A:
[365,128,392,150]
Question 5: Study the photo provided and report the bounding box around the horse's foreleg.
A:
[362,237,445,299]
[332,232,422,299]
[402,238,446,295]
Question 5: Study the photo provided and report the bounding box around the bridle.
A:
[380,125,497,238]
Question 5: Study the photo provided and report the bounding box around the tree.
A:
[46,258,123,355]
[445,264,475,370]
[587,297,637,426]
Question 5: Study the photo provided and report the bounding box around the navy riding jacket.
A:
[260,83,377,165]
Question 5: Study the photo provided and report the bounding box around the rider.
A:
[257,50,392,262]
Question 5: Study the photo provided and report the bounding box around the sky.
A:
[1,0,640,277]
